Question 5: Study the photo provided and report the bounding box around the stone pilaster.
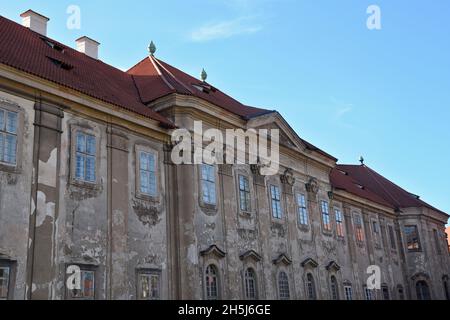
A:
[27,101,63,299]
[106,126,129,299]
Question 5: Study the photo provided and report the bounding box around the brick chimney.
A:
[20,9,49,36]
[76,36,100,59]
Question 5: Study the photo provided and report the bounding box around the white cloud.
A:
[330,96,354,128]
[189,17,262,42]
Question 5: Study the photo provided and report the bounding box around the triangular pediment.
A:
[200,245,227,259]
[246,112,308,153]
[301,257,319,269]
[273,253,292,266]
[239,250,262,262]
[325,260,341,272]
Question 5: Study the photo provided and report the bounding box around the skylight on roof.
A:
[47,57,73,70]
[41,37,64,52]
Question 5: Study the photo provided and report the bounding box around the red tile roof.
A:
[127,56,273,119]
[0,14,335,161]
[331,164,448,216]
[0,15,174,127]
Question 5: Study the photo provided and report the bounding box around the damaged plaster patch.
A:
[132,199,161,227]
[187,244,198,265]
[38,148,57,188]
[36,191,55,227]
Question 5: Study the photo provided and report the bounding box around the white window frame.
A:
[270,185,282,219]
[0,102,24,173]
[364,286,375,300]
[0,108,18,166]
[70,126,100,186]
[200,164,217,206]
[344,284,353,300]
[296,193,309,226]
[135,145,159,199]
[238,174,251,212]
[277,271,290,300]
[244,268,258,300]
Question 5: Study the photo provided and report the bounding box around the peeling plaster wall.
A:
[0,90,35,300]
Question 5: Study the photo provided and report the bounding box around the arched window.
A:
[205,265,219,300]
[416,281,431,300]
[306,273,317,300]
[397,285,405,300]
[278,271,290,300]
[443,278,450,300]
[244,268,257,300]
[330,276,339,300]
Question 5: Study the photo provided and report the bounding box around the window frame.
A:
[0,260,15,300]
[0,102,24,173]
[270,184,283,220]
[388,224,397,251]
[137,269,161,300]
[364,286,375,300]
[330,275,339,300]
[238,174,252,213]
[344,284,353,301]
[296,193,309,227]
[404,225,421,252]
[199,164,217,207]
[244,268,258,300]
[204,264,220,300]
[135,145,159,201]
[320,200,332,233]
[70,126,100,187]
[353,213,364,243]
[381,284,390,300]
[306,273,317,300]
[65,264,97,300]
[334,207,344,238]
[433,229,442,255]
[277,271,290,300]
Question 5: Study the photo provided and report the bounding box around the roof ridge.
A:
[148,56,176,91]
[152,56,194,94]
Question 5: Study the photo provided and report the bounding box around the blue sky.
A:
[1,1,449,224]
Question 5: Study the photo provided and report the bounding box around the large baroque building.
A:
[0,10,449,301]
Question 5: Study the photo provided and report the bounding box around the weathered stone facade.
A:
[0,10,449,301]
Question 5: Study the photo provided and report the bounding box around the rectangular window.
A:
[344,285,353,300]
[0,266,10,300]
[388,225,397,250]
[0,108,18,165]
[75,131,96,183]
[354,214,364,242]
[201,164,216,205]
[270,185,282,219]
[238,175,251,212]
[139,151,157,196]
[297,193,308,226]
[335,208,344,237]
[138,271,161,300]
[404,225,421,251]
[321,201,331,231]
[68,269,95,300]
[364,287,375,300]
[433,229,441,255]
[372,221,379,235]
